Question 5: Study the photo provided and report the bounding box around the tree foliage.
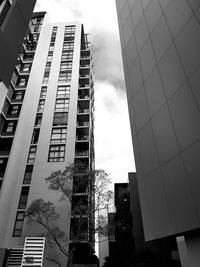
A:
[25,162,113,266]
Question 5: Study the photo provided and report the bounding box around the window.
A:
[0,158,8,178]
[43,76,49,84]
[63,43,74,50]
[18,187,29,209]
[12,91,24,100]
[9,105,20,115]
[64,35,74,42]
[31,128,40,144]
[5,121,15,132]
[37,99,45,112]
[47,51,53,61]
[55,99,69,111]
[61,51,73,61]
[43,62,51,83]
[65,25,76,33]
[20,63,31,72]
[51,128,67,143]
[27,146,37,163]
[60,61,72,71]
[32,33,39,41]
[23,53,34,62]
[48,145,65,162]
[13,211,24,237]
[57,85,70,98]
[23,165,33,184]
[58,71,72,82]
[34,113,43,127]
[40,86,47,98]
[16,76,28,87]
[53,112,68,126]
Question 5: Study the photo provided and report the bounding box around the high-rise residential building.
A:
[0,0,36,87]
[0,11,95,266]
[116,0,200,266]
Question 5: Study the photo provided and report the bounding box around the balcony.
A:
[0,158,8,178]
[80,50,90,60]
[78,89,90,100]
[76,127,89,141]
[22,42,36,53]
[75,141,89,157]
[78,99,90,114]
[77,114,90,127]
[0,138,13,156]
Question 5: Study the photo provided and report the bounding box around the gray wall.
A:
[116,0,200,241]
[0,0,36,86]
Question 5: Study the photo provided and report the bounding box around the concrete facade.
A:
[116,0,200,243]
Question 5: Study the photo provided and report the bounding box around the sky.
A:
[34,0,135,189]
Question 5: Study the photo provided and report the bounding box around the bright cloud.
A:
[94,81,135,186]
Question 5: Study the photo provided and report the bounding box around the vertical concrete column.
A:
[177,234,200,267]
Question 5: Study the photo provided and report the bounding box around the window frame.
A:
[13,211,25,237]
[51,128,67,143]
[53,112,68,126]
[55,98,70,112]
[56,85,70,98]
[48,144,66,162]
[37,99,45,112]
[27,146,37,163]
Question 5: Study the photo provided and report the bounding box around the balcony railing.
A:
[80,56,90,60]
[75,151,89,157]
[76,135,89,141]
[80,64,90,68]
[79,85,90,89]
[0,150,10,156]
[77,121,89,127]
[78,95,89,100]
[78,109,89,114]
[79,74,90,78]
[1,131,15,137]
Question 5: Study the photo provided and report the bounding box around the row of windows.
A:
[65,25,76,33]
[42,27,57,84]
[37,98,70,113]
[57,27,75,83]
[13,94,43,236]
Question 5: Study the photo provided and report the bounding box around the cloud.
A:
[91,29,125,89]
[94,81,135,187]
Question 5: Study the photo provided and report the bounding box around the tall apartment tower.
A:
[0,0,36,87]
[116,0,200,265]
[0,11,94,265]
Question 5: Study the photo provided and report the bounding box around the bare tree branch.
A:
[46,257,62,267]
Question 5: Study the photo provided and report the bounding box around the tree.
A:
[25,162,113,267]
